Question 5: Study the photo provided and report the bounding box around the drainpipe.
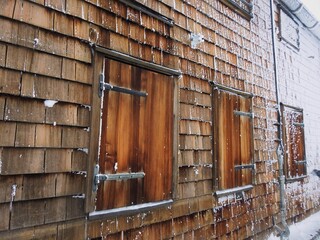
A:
[269,0,290,239]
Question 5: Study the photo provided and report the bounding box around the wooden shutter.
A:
[214,89,253,190]
[282,106,306,178]
[96,59,173,210]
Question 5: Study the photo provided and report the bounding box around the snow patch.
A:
[44,100,58,108]
[33,38,39,47]
[10,184,17,211]
[77,148,88,154]
[72,194,85,199]
[268,210,320,240]
[114,162,118,172]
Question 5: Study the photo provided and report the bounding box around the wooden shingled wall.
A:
[0,0,313,239]
[0,0,92,237]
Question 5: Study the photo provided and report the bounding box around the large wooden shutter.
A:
[214,89,253,190]
[282,105,306,178]
[96,59,173,210]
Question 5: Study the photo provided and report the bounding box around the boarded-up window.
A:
[96,59,174,210]
[281,104,306,180]
[213,87,254,190]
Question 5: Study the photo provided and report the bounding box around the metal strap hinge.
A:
[294,160,307,165]
[98,73,148,98]
[293,122,304,127]
[234,164,255,170]
[93,165,145,192]
[234,110,254,118]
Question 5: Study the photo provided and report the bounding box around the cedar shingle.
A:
[35,124,61,148]
[5,97,45,123]
[54,12,74,36]
[45,149,72,173]
[13,0,54,30]
[0,0,15,18]
[0,96,5,120]
[0,69,21,95]
[22,174,56,200]
[0,122,16,147]
[14,123,35,147]
[1,148,45,175]
[0,203,10,231]
[10,200,45,229]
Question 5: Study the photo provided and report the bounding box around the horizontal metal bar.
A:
[96,172,145,181]
[215,185,253,198]
[99,73,147,97]
[211,82,254,98]
[234,164,255,170]
[286,175,307,183]
[104,83,148,97]
[96,46,181,76]
[234,110,253,118]
[280,103,303,112]
[294,160,307,165]
[119,0,174,26]
[89,199,173,220]
[293,122,304,127]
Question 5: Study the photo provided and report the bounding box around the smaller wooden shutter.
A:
[282,105,306,178]
[213,89,253,190]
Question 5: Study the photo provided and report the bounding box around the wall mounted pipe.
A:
[270,0,290,239]
[281,0,320,39]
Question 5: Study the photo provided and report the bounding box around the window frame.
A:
[220,0,253,20]
[212,83,255,195]
[280,103,307,182]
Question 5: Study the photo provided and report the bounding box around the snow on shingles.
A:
[268,210,320,240]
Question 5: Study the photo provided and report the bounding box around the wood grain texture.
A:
[96,59,174,210]
[213,89,253,190]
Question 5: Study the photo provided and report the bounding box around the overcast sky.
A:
[300,0,320,21]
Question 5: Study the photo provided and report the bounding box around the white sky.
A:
[300,0,320,21]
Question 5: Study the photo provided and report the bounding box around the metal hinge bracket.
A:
[98,73,148,98]
[234,110,254,118]
[93,164,145,192]
[234,164,255,170]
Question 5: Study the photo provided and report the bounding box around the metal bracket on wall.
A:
[234,110,254,118]
[234,164,255,170]
[293,122,304,127]
[93,164,145,192]
[98,73,148,98]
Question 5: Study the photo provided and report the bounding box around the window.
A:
[220,0,253,20]
[281,104,306,181]
[279,7,300,50]
[96,59,175,211]
[212,85,254,192]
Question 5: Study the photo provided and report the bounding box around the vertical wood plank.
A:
[85,52,103,213]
